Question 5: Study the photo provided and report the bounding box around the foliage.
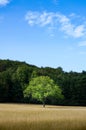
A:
[0,59,86,106]
[24,76,63,107]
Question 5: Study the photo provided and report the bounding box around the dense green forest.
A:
[0,59,86,106]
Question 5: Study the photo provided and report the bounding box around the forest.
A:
[0,59,86,106]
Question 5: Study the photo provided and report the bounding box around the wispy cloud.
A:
[25,11,55,27]
[57,13,86,38]
[0,0,10,6]
[25,11,86,38]
[78,41,86,47]
[79,51,86,55]
[52,0,58,5]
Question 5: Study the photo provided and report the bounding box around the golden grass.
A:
[0,104,86,130]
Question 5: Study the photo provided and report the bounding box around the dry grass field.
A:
[0,104,86,130]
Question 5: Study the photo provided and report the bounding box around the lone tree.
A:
[24,76,63,107]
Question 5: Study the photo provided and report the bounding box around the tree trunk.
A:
[43,100,45,107]
[43,103,45,107]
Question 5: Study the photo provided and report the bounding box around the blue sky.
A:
[0,0,86,72]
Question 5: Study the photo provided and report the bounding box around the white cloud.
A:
[0,0,10,6]
[57,13,86,38]
[25,11,55,27]
[74,25,85,38]
[25,11,86,38]
[78,41,86,47]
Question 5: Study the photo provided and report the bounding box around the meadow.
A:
[0,104,86,130]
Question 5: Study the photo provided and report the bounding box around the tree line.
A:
[0,59,86,106]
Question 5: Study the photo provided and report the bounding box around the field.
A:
[0,104,86,130]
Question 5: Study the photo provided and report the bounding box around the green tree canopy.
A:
[24,76,63,107]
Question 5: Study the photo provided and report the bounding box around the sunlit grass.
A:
[0,104,86,130]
